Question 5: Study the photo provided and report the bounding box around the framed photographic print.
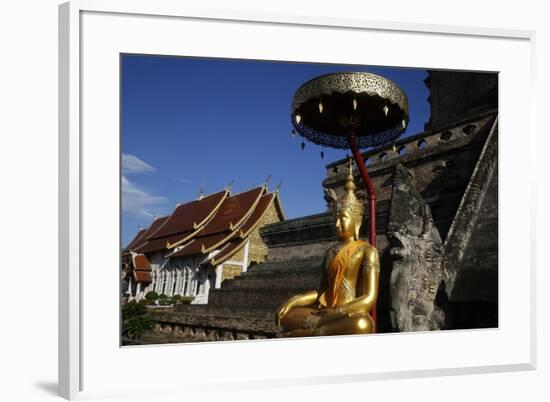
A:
[59,0,536,400]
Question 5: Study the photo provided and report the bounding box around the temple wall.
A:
[248,201,281,264]
[323,112,496,240]
[424,71,498,132]
[221,264,243,283]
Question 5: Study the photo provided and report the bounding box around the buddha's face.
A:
[335,209,356,241]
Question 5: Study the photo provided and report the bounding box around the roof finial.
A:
[198,181,205,200]
[264,174,272,190]
[227,179,234,191]
[275,180,284,193]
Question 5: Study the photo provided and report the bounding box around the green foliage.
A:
[122,300,155,340]
[158,293,168,299]
[144,291,159,303]
[180,296,195,305]
[158,298,172,306]
[170,295,183,304]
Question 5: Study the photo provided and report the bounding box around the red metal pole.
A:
[347,133,377,332]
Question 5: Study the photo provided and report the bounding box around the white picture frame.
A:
[59,1,537,400]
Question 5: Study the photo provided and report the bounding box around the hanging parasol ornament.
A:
[291,72,409,149]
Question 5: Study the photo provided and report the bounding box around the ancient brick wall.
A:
[248,200,281,264]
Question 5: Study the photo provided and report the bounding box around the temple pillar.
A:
[159,270,166,294]
[242,239,250,273]
[175,269,182,295]
[183,268,189,296]
[215,265,223,288]
[166,270,173,296]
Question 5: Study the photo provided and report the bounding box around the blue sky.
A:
[121,55,430,247]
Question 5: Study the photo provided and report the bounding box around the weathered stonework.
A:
[387,164,445,331]
[424,71,498,132]
[441,118,499,328]
[261,212,338,261]
[443,118,498,294]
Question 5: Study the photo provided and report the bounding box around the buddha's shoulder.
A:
[357,240,378,256]
[325,240,377,255]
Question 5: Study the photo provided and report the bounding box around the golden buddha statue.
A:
[276,161,380,337]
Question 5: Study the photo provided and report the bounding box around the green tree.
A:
[122,300,155,340]
[144,291,159,304]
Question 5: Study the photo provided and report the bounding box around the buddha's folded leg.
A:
[315,312,374,336]
[280,306,319,334]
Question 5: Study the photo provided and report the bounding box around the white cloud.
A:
[122,153,156,174]
[122,175,166,218]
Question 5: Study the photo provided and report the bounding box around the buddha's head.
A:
[333,160,364,241]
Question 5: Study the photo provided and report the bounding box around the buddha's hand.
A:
[276,299,296,327]
[313,307,346,326]
[313,307,339,316]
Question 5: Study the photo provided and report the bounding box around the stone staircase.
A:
[208,257,323,308]
[146,257,323,343]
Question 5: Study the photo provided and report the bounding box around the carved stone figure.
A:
[387,164,445,331]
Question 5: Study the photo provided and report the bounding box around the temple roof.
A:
[194,186,265,237]
[236,192,276,238]
[134,233,184,254]
[129,216,169,252]
[133,254,151,271]
[129,183,284,259]
[133,190,228,254]
[171,190,285,263]
[168,186,266,258]
[210,192,284,266]
[148,189,228,240]
[125,252,152,284]
[124,228,147,252]
[134,270,152,284]
[208,238,248,266]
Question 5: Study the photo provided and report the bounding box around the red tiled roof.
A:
[198,187,265,236]
[169,233,228,258]
[134,271,152,284]
[125,228,147,251]
[148,190,228,240]
[203,193,280,266]
[126,185,273,257]
[208,238,247,266]
[134,233,184,254]
[168,187,265,259]
[237,193,274,237]
[133,254,151,271]
[128,216,169,252]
